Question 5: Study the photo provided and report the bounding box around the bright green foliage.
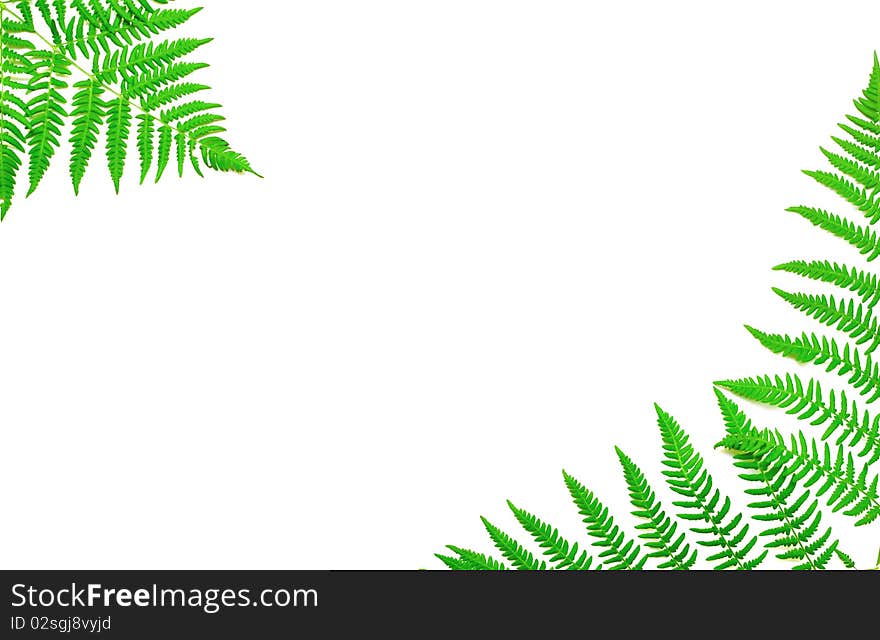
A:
[437,468,651,571]
[439,408,823,570]
[774,260,880,307]
[716,373,880,463]
[715,391,845,569]
[0,0,257,220]
[562,470,646,570]
[745,327,880,404]
[656,405,766,570]
[772,289,880,353]
[436,546,508,571]
[786,206,880,261]
[506,502,596,570]
[479,516,546,570]
[438,402,861,570]
[616,446,697,569]
[713,53,880,568]
[25,49,69,195]
[437,55,880,571]
[0,14,32,219]
[717,414,880,528]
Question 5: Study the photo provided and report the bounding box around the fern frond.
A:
[434,553,473,571]
[439,546,508,571]
[562,470,645,570]
[831,135,880,172]
[437,54,880,573]
[616,446,698,569]
[817,146,880,194]
[716,373,880,463]
[0,11,32,220]
[836,548,857,568]
[774,260,880,307]
[136,111,152,183]
[718,422,880,527]
[745,327,880,403]
[850,52,880,126]
[0,0,257,219]
[60,4,201,61]
[68,78,104,194]
[785,207,880,261]
[25,48,70,195]
[796,54,880,228]
[656,405,766,569]
[480,517,546,570]
[507,501,596,570]
[801,170,880,225]
[772,288,880,353]
[715,391,845,569]
[104,95,129,193]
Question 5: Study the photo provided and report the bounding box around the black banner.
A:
[0,570,869,637]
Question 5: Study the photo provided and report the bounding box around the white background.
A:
[2,0,880,569]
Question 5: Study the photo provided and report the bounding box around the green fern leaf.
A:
[0,0,257,219]
[437,50,880,574]
[135,111,152,183]
[852,52,880,123]
[562,470,645,570]
[774,260,880,307]
[718,423,880,527]
[715,391,845,569]
[480,517,546,571]
[785,207,880,261]
[155,120,170,182]
[439,546,508,571]
[831,135,880,172]
[0,12,32,220]
[818,146,880,193]
[802,170,880,224]
[434,553,473,571]
[507,501,596,570]
[745,327,880,404]
[716,373,880,463]
[772,288,880,353]
[68,78,104,194]
[25,49,70,195]
[616,446,697,569]
[105,95,129,193]
[656,405,766,569]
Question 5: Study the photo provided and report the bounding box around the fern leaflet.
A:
[656,405,766,569]
[716,373,880,462]
[745,326,880,403]
[616,446,697,569]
